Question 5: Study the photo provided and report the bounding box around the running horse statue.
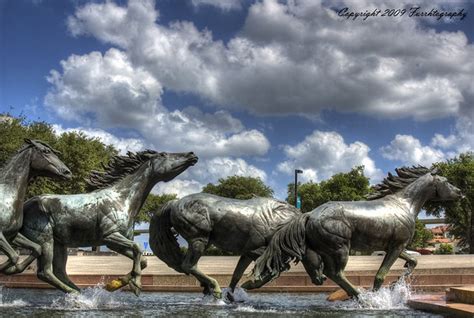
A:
[149,193,321,301]
[0,139,71,274]
[252,166,462,298]
[18,150,198,295]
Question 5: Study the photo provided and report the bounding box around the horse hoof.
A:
[105,279,125,292]
[327,289,350,302]
[213,290,222,299]
[129,280,142,297]
[226,292,235,302]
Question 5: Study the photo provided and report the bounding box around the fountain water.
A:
[0,282,440,317]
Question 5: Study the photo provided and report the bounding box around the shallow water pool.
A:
[0,285,441,317]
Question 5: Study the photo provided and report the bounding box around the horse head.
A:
[148,151,198,182]
[24,139,72,180]
[429,169,462,202]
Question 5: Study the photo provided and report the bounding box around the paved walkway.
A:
[2,254,472,275]
[65,254,474,275]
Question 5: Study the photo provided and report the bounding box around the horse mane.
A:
[366,165,431,200]
[86,150,158,190]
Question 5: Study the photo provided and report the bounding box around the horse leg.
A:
[36,240,77,293]
[302,247,326,286]
[322,248,359,298]
[103,232,143,296]
[52,241,80,292]
[2,233,41,275]
[399,250,417,276]
[373,246,404,290]
[182,238,222,299]
[226,254,253,302]
[104,243,148,292]
[240,270,278,290]
[0,232,19,271]
[239,246,282,291]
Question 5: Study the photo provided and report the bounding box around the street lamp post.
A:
[294,169,303,208]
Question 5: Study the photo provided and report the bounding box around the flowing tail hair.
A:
[149,201,185,274]
[252,213,310,281]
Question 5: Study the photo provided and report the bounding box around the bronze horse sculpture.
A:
[252,166,462,298]
[18,150,198,295]
[149,193,320,301]
[0,139,71,274]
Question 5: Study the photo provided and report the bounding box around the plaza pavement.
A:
[1,255,474,292]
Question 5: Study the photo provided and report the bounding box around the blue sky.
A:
[1,0,473,209]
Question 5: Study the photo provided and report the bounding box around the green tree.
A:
[425,153,474,253]
[0,114,117,197]
[136,193,177,224]
[202,175,274,199]
[434,243,454,255]
[0,116,56,166]
[408,219,434,249]
[287,166,371,212]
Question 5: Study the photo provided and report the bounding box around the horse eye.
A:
[42,149,51,154]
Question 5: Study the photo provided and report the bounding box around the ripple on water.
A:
[0,279,439,317]
[0,285,29,308]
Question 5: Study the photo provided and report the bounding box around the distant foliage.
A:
[434,243,454,255]
[425,153,474,253]
[203,245,235,256]
[202,175,274,199]
[408,219,434,249]
[0,114,172,225]
[136,193,177,224]
[0,115,117,197]
[287,166,370,212]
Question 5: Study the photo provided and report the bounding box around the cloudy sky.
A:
[2,0,473,203]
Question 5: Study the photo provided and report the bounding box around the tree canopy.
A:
[287,166,371,212]
[0,115,118,198]
[425,153,474,253]
[1,114,180,226]
[135,193,177,224]
[407,219,433,250]
[202,175,274,199]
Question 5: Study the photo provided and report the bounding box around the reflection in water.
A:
[0,282,439,317]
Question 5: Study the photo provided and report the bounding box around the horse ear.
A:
[24,138,32,144]
[430,167,439,175]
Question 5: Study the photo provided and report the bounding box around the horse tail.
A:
[252,213,311,281]
[149,200,185,274]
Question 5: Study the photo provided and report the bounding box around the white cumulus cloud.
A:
[65,0,474,120]
[277,130,382,183]
[380,134,446,167]
[153,156,267,197]
[45,49,270,159]
[52,124,146,154]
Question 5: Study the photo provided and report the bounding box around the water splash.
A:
[51,284,123,310]
[222,287,251,303]
[200,293,227,306]
[346,277,412,309]
[234,305,278,313]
